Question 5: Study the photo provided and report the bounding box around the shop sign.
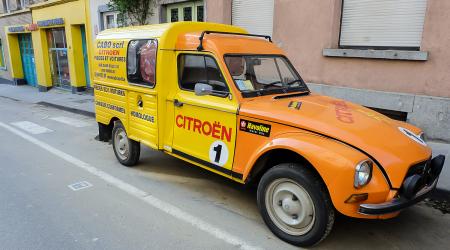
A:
[26,24,39,31]
[37,18,64,27]
[8,26,26,33]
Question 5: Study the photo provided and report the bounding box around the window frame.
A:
[126,39,158,88]
[102,11,120,30]
[338,0,423,51]
[223,53,309,98]
[0,39,6,70]
[177,52,231,98]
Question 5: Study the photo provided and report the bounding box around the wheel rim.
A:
[265,178,315,236]
[114,128,129,160]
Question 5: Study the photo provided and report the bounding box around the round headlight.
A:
[354,160,373,188]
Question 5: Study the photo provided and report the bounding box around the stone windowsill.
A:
[323,48,428,61]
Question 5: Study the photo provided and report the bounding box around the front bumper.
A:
[359,155,445,215]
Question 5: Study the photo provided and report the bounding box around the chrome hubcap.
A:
[265,178,315,235]
[114,128,129,160]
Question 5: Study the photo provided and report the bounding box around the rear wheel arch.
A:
[98,117,121,142]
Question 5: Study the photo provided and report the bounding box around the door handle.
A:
[137,98,143,107]
[174,99,183,107]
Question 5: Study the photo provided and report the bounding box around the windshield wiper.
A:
[262,81,283,89]
[286,79,303,86]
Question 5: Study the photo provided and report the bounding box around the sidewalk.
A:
[0,81,94,115]
[0,82,449,192]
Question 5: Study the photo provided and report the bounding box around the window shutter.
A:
[340,0,428,49]
[232,0,274,36]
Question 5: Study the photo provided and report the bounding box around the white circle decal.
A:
[209,140,229,166]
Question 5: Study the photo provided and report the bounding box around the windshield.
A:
[224,55,308,97]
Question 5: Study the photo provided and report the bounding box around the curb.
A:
[36,101,95,118]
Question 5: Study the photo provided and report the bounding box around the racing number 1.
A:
[213,144,222,163]
[209,141,229,167]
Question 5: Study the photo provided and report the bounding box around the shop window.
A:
[127,39,157,87]
[47,28,71,88]
[0,39,6,70]
[178,54,228,96]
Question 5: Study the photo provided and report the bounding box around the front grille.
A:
[405,159,431,178]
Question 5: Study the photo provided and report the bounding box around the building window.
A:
[232,0,274,36]
[0,39,6,70]
[183,6,192,21]
[2,0,10,13]
[339,0,428,50]
[178,54,228,96]
[166,1,204,23]
[127,39,157,87]
[170,8,178,22]
[197,5,204,22]
[102,11,121,30]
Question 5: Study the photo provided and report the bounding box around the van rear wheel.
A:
[257,163,334,247]
[112,121,140,166]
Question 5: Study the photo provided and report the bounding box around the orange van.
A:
[93,22,446,246]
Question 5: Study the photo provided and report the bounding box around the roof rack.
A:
[197,30,272,51]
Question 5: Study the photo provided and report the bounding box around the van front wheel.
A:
[257,163,334,247]
[112,121,140,166]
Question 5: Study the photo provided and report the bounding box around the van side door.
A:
[171,53,239,177]
[126,39,159,149]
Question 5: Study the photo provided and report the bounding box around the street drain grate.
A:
[68,181,93,191]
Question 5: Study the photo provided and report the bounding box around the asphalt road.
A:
[0,96,449,250]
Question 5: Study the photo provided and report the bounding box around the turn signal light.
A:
[345,193,368,203]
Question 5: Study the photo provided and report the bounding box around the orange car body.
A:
[95,23,442,222]
[177,31,432,219]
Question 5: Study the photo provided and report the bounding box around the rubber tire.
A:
[257,163,335,247]
[112,121,140,167]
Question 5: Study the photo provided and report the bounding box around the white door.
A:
[232,0,274,36]
[340,0,428,49]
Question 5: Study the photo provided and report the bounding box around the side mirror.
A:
[195,83,213,96]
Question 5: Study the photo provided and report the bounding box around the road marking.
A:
[11,121,53,134]
[68,181,93,191]
[0,122,262,250]
[50,116,91,128]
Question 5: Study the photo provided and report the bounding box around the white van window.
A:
[127,39,157,87]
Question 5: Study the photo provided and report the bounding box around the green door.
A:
[18,34,37,87]
[80,26,90,87]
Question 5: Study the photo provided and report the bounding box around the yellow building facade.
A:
[5,0,93,93]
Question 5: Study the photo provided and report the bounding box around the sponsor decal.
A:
[95,101,125,114]
[131,111,155,123]
[399,127,427,146]
[332,100,354,124]
[94,84,125,96]
[240,119,271,137]
[176,115,233,142]
[288,101,302,110]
